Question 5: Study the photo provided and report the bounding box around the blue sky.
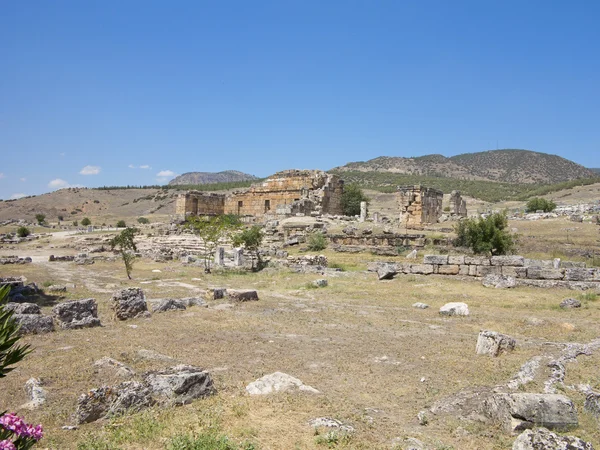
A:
[1,1,599,199]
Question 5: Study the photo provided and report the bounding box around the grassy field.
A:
[1,227,600,449]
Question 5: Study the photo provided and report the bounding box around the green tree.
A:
[16,227,30,238]
[186,215,241,273]
[341,184,369,216]
[454,211,516,256]
[35,214,45,225]
[109,227,139,279]
[81,217,91,226]
[525,197,556,213]
[137,217,149,224]
[307,231,327,251]
[232,225,264,271]
[0,286,32,379]
[57,215,64,222]
[72,220,78,227]
[116,220,126,228]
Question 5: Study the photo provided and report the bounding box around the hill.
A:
[591,168,600,174]
[168,170,257,186]
[332,149,595,184]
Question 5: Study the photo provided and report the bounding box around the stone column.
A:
[359,201,367,222]
[214,247,225,266]
[373,212,379,223]
[233,248,244,266]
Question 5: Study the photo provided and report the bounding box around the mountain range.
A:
[168,170,257,186]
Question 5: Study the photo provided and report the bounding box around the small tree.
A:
[16,227,30,238]
[186,215,241,273]
[34,214,45,225]
[137,217,149,224]
[109,227,138,279]
[81,217,91,226]
[233,225,264,271]
[341,184,369,216]
[57,215,64,222]
[307,231,327,251]
[116,220,126,228]
[454,211,516,256]
[72,220,78,227]
[525,197,556,213]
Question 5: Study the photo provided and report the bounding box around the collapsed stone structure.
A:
[398,185,444,227]
[176,170,344,220]
[449,190,467,217]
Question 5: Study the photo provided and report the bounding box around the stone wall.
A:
[176,170,344,219]
[329,233,427,248]
[398,185,444,227]
[368,255,600,290]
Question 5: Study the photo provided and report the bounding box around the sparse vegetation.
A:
[57,215,64,221]
[340,183,369,216]
[16,226,30,238]
[35,213,45,225]
[186,215,241,273]
[81,217,91,226]
[109,227,139,279]
[116,220,126,228]
[307,231,328,251]
[232,225,264,271]
[454,211,516,255]
[73,220,78,226]
[137,217,149,224]
[525,197,556,213]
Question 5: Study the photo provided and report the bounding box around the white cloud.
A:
[59,152,66,157]
[80,165,101,175]
[129,164,152,170]
[128,164,136,169]
[10,193,26,200]
[156,170,176,183]
[20,177,26,182]
[0,173,5,179]
[140,165,151,169]
[48,179,69,189]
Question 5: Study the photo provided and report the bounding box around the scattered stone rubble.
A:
[0,255,32,264]
[52,298,101,329]
[246,372,319,395]
[476,330,516,357]
[110,288,149,320]
[512,428,594,450]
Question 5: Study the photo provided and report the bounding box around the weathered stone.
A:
[377,263,397,280]
[423,255,448,265]
[527,268,565,280]
[52,298,101,329]
[406,249,418,259]
[150,299,187,313]
[178,297,207,308]
[46,284,67,292]
[485,393,578,432]
[22,378,47,409]
[512,427,594,450]
[468,265,477,276]
[491,255,525,266]
[565,268,596,282]
[398,185,443,226]
[524,259,554,269]
[465,256,491,266]
[584,392,600,417]
[476,330,516,356]
[458,264,470,275]
[482,274,517,289]
[246,372,319,395]
[309,417,354,434]
[93,357,136,378]
[206,288,227,300]
[412,302,429,309]
[143,365,215,405]
[476,265,501,277]
[410,264,434,275]
[439,302,469,316]
[313,279,328,288]
[448,255,465,265]
[560,298,581,309]
[227,289,259,302]
[438,264,460,275]
[14,314,54,334]
[5,302,41,315]
[110,288,148,320]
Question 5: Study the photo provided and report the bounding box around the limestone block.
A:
[439,302,469,316]
[564,268,596,282]
[438,265,460,275]
[468,265,477,276]
[465,256,491,266]
[423,255,449,265]
[410,264,434,275]
[491,256,525,266]
[476,265,501,277]
[524,259,554,269]
[502,266,519,277]
[476,330,516,356]
[448,255,465,265]
[459,265,470,275]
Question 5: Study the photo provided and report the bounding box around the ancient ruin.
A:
[450,190,467,217]
[176,170,344,220]
[398,185,444,227]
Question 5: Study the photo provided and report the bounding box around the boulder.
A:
[150,299,187,313]
[93,357,136,378]
[485,393,578,432]
[110,288,148,320]
[560,298,582,309]
[246,372,320,395]
[206,288,227,300]
[439,302,469,316]
[227,289,259,302]
[476,330,516,356]
[584,392,600,417]
[14,314,54,334]
[52,298,101,329]
[179,297,207,308]
[143,365,215,405]
[512,427,594,450]
[377,263,397,280]
[412,302,429,309]
[5,302,41,315]
[482,274,516,289]
[406,249,418,259]
[46,284,67,293]
[21,378,47,410]
[312,279,328,288]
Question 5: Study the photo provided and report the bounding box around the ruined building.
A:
[398,185,444,227]
[450,190,468,217]
[176,170,344,219]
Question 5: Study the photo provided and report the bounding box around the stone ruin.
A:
[398,185,444,227]
[449,190,467,217]
[176,169,344,220]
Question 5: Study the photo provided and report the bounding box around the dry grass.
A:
[1,238,600,449]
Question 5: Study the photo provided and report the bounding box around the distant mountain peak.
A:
[168,170,258,186]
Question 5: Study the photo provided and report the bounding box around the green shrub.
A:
[81,217,91,226]
[525,197,556,213]
[35,213,45,224]
[73,220,78,226]
[116,220,126,228]
[137,217,149,224]
[57,215,64,221]
[453,211,516,255]
[307,232,327,251]
[341,184,369,216]
[16,226,30,238]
